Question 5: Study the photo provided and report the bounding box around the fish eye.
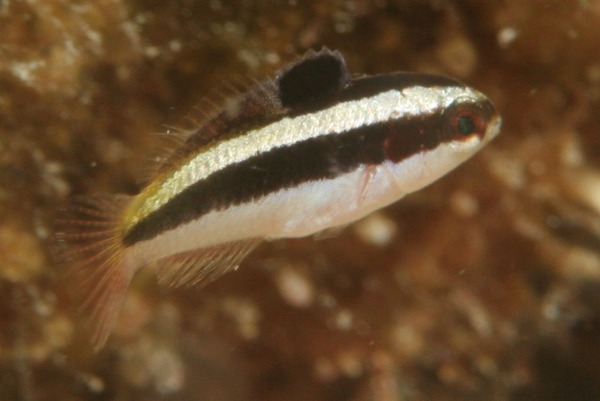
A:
[458,115,476,135]
[444,100,489,141]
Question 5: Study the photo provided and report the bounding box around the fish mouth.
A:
[486,113,503,142]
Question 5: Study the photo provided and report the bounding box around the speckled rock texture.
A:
[1,1,600,400]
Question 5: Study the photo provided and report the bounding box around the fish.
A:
[56,48,501,350]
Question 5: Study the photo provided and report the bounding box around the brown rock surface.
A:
[1,1,600,400]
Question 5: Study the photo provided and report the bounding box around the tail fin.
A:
[54,194,134,351]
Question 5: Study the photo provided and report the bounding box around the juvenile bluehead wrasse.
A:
[58,48,501,350]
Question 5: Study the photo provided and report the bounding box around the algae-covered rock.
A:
[1,1,600,400]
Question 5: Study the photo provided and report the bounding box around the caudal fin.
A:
[54,194,133,351]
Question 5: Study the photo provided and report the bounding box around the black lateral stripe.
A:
[164,73,463,166]
[123,107,459,246]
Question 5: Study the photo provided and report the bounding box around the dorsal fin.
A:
[277,48,350,109]
[144,76,282,182]
[141,48,350,184]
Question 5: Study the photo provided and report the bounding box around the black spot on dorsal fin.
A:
[277,48,350,109]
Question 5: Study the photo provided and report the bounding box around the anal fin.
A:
[313,225,349,240]
[156,239,261,288]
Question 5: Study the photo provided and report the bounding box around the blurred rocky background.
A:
[1,0,600,400]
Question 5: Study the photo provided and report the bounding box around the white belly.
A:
[128,141,470,268]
